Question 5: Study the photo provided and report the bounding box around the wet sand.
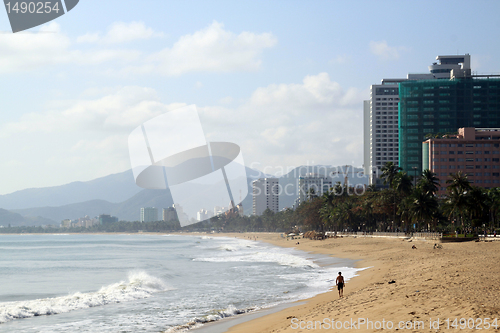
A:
[193,232,500,333]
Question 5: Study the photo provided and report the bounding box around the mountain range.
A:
[0,165,367,227]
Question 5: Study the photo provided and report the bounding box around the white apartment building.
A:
[196,209,214,221]
[140,207,158,222]
[297,174,333,205]
[252,178,279,215]
[364,54,471,185]
[364,80,403,186]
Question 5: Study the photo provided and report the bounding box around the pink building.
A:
[422,128,500,195]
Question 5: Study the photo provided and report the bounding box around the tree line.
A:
[197,163,500,235]
[2,163,499,235]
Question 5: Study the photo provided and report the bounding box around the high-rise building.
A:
[364,80,404,185]
[196,209,214,221]
[297,174,334,205]
[252,178,279,215]
[99,214,118,224]
[162,207,177,222]
[399,77,500,174]
[364,54,472,185]
[423,127,500,195]
[140,207,158,222]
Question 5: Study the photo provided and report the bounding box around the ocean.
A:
[0,234,359,332]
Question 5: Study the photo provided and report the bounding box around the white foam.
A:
[193,251,319,268]
[164,304,258,332]
[0,271,171,324]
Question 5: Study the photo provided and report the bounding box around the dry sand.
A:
[195,233,500,333]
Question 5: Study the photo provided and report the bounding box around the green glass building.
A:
[398,78,500,173]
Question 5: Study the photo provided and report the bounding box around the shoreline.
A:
[3,232,500,332]
[189,232,381,333]
[186,232,500,333]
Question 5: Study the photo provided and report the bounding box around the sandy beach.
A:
[195,233,500,333]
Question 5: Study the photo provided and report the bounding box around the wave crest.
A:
[0,271,170,324]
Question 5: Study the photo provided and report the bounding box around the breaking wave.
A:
[0,271,170,324]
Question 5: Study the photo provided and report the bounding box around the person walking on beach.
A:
[336,272,344,297]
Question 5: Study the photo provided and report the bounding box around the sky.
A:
[1,0,500,195]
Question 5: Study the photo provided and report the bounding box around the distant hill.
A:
[0,208,56,227]
[0,170,141,210]
[9,166,266,224]
[4,165,366,226]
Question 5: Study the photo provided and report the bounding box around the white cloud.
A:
[0,22,145,73]
[0,21,275,76]
[199,73,366,171]
[1,86,185,137]
[0,87,187,193]
[0,74,365,194]
[145,21,277,75]
[77,21,163,44]
[369,40,406,61]
[0,22,71,72]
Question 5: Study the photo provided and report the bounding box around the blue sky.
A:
[0,0,499,194]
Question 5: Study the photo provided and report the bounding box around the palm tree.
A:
[419,169,440,196]
[394,171,413,196]
[446,171,471,194]
[381,162,402,189]
[409,188,439,231]
[306,187,317,201]
[466,187,489,230]
[488,188,500,230]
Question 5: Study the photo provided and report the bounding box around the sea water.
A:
[0,234,359,332]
